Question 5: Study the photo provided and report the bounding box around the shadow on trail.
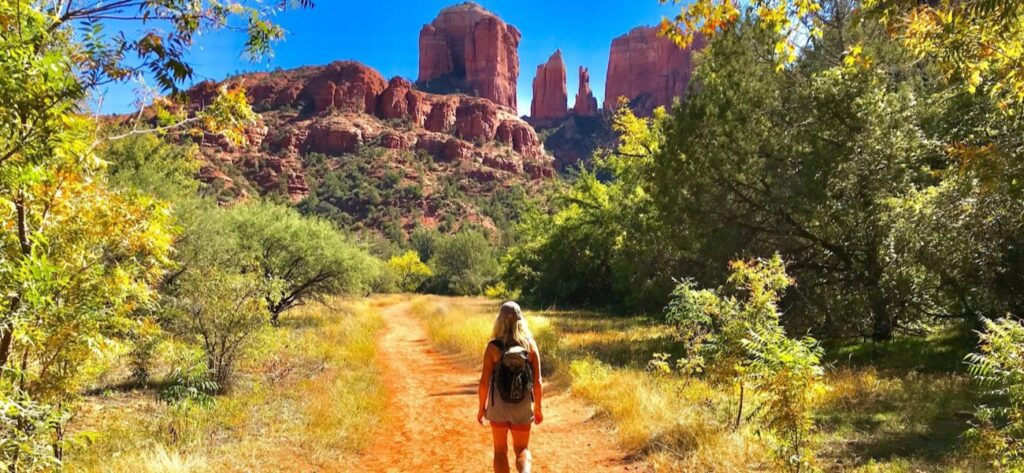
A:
[431,389,476,396]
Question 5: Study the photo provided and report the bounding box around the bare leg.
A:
[511,426,532,473]
[491,424,511,473]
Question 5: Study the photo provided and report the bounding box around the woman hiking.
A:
[477,301,543,473]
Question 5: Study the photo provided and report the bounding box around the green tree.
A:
[651,17,940,339]
[389,251,433,292]
[409,226,442,263]
[102,133,200,201]
[224,202,380,322]
[0,0,307,465]
[663,0,1024,107]
[429,230,500,296]
[502,108,679,311]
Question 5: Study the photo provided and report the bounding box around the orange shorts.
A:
[489,421,531,432]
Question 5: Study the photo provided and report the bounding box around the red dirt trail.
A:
[356,300,645,472]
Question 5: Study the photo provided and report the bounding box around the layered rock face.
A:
[418,2,521,112]
[188,60,553,202]
[604,26,706,116]
[572,66,599,116]
[530,50,568,120]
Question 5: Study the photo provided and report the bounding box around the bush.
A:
[427,230,500,295]
[966,317,1024,471]
[663,255,826,470]
[0,388,63,471]
[165,270,267,391]
[222,201,380,321]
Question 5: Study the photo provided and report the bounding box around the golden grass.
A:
[814,367,983,472]
[569,358,769,472]
[406,295,985,472]
[406,295,770,471]
[65,298,387,472]
[412,295,560,370]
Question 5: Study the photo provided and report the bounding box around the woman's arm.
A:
[477,343,495,425]
[530,339,543,424]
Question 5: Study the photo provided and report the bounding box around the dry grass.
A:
[814,367,983,472]
[406,295,770,471]
[412,295,560,371]
[65,298,386,472]
[406,295,986,472]
[569,359,769,472]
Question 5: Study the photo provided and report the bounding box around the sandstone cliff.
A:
[572,66,599,116]
[604,26,706,116]
[530,50,568,120]
[418,2,520,112]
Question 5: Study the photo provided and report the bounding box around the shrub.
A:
[388,251,433,292]
[966,317,1024,471]
[127,319,162,385]
[427,230,500,295]
[743,327,825,471]
[0,388,63,471]
[664,255,826,470]
[165,270,267,391]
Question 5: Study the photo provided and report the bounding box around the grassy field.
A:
[64,297,390,472]
[408,295,985,472]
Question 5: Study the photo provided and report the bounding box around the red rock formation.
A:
[417,2,521,111]
[455,101,499,142]
[304,122,364,155]
[425,99,458,133]
[182,59,554,202]
[303,61,388,113]
[378,77,416,120]
[530,50,568,120]
[573,66,599,116]
[604,26,706,116]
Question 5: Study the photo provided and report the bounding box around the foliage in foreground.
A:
[65,300,387,472]
[966,317,1024,471]
[664,256,825,470]
[1,0,311,467]
[663,0,1024,107]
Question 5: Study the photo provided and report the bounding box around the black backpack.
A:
[491,339,533,404]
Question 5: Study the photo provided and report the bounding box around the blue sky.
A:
[95,1,683,115]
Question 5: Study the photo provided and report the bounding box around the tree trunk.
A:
[734,381,745,430]
[0,322,13,370]
[869,287,893,341]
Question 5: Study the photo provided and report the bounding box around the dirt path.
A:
[357,299,643,472]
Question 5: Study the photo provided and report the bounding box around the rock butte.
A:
[531,50,568,120]
[572,66,599,116]
[604,26,706,116]
[418,2,521,112]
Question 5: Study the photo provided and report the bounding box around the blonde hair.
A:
[491,301,532,350]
